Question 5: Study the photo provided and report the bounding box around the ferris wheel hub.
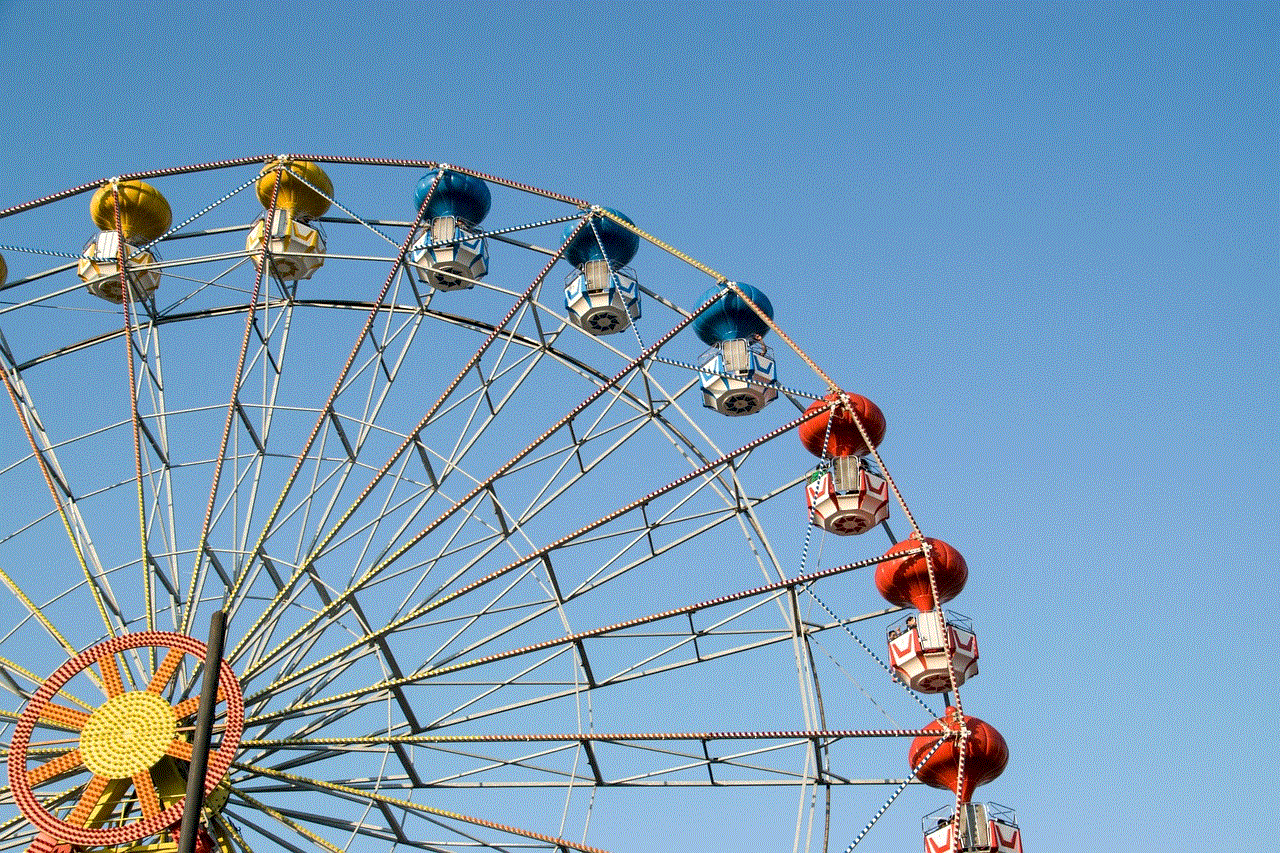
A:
[7,631,245,847]
[79,690,178,778]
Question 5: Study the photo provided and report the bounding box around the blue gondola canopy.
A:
[692,282,774,346]
[414,169,492,226]
[562,208,640,269]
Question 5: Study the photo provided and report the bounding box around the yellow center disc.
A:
[79,691,177,779]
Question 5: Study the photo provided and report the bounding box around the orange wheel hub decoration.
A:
[7,631,244,847]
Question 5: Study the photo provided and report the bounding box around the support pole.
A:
[177,608,226,853]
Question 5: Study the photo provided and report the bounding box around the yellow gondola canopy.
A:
[255,159,333,219]
[89,180,172,243]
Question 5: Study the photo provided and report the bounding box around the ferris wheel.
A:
[0,157,1022,853]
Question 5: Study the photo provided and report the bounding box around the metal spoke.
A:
[64,774,109,827]
[132,769,161,818]
[0,565,80,660]
[25,750,83,786]
[0,336,125,640]
[232,762,614,853]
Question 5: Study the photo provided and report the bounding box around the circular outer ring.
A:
[7,631,245,847]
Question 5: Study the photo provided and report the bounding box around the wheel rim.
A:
[7,632,243,846]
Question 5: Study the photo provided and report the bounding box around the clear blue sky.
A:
[1,1,1276,851]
